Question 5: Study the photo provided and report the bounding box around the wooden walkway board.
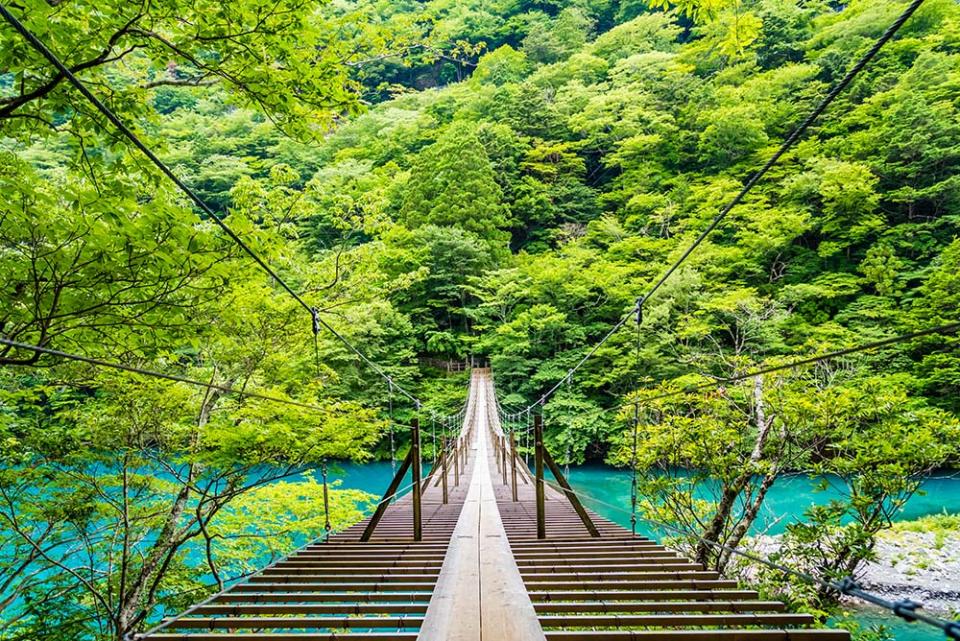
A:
[419,372,545,641]
[140,369,850,641]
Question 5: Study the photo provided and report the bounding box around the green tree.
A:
[0,0,366,139]
[522,8,595,64]
[399,121,510,245]
[0,152,234,366]
[765,375,958,605]
[382,224,494,354]
[473,45,530,86]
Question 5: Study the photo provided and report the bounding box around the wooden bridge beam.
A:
[360,448,413,542]
[412,417,422,542]
[511,430,519,502]
[442,436,449,504]
[541,446,600,538]
[534,413,545,540]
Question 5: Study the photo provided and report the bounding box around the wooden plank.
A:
[232,581,437,592]
[474,387,547,641]
[149,632,417,641]
[527,590,762,602]
[165,616,424,629]
[532,601,787,613]
[536,613,815,627]
[192,603,430,614]
[417,435,482,640]
[214,592,433,603]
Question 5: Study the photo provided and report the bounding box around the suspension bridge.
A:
[136,369,848,641]
[3,1,959,639]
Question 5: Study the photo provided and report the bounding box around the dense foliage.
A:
[1,0,959,638]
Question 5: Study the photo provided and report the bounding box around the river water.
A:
[7,460,953,638]
[330,461,960,535]
[328,461,959,641]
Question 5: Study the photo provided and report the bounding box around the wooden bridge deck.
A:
[140,370,849,641]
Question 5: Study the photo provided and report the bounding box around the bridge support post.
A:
[420,444,443,495]
[501,435,508,485]
[510,430,518,502]
[441,436,449,504]
[454,439,460,486]
[360,448,414,542]
[542,446,600,538]
[534,413,545,539]
[412,417,422,541]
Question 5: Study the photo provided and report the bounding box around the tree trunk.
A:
[115,377,227,639]
[716,466,779,571]
[695,376,776,568]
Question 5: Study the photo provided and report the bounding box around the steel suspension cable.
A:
[618,319,960,409]
[0,4,421,407]
[0,338,431,433]
[0,338,334,413]
[520,0,927,414]
[522,308,637,413]
[531,318,960,428]
[638,0,927,309]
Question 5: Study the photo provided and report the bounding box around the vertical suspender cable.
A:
[630,404,639,537]
[388,378,396,473]
[321,461,331,543]
[631,303,642,536]
[311,308,322,377]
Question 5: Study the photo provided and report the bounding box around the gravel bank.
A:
[857,530,960,614]
[748,530,960,615]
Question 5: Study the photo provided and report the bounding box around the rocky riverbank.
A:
[749,525,960,616]
[857,528,960,615]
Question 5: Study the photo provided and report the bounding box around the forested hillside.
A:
[1,0,959,638]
